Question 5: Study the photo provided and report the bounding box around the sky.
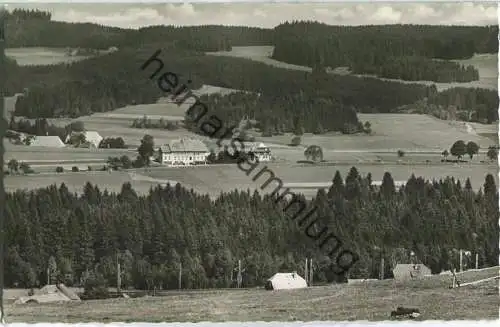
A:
[4,2,499,29]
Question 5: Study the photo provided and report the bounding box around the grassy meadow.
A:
[6,47,90,66]
[4,267,498,323]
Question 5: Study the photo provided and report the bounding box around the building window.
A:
[189,156,193,160]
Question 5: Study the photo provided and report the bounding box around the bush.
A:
[56,166,64,173]
[87,166,92,171]
[82,272,110,300]
[290,136,301,146]
[71,166,79,172]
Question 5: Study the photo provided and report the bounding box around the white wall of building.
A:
[161,152,209,166]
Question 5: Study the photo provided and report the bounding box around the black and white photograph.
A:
[0,1,498,324]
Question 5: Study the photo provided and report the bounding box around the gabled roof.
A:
[159,137,209,153]
[266,272,307,290]
[30,136,65,147]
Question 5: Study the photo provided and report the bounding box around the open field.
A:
[4,267,498,322]
[5,161,496,198]
[4,170,159,195]
[256,114,497,157]
[6,47,90,66]
[207,46,498,91]
[140,163,497,197]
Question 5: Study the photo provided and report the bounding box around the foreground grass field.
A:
[5,268,498,323]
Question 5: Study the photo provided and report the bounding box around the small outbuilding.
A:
[392,264,431,281]
[265,272,308,291]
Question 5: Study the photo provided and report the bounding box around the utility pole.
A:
[379,249,385,280]
[475,253,479,270]
[0,4,7,325]
[237,260,242,288]
[305,258,309,285]
[178,262,182,290]
[116,253,121,293]
[309,258,313,286]
[459,249,463,272]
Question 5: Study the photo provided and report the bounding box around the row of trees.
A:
[354,56,479,83]
[4,169,498,289]
[6,159,33,175]
[131,116,180,131]
[442,141,497,161]
[272,21,497,82]
[99,137,127,149]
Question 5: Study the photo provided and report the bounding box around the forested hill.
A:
[4,9,272,51]
[4,170,498,289]
[272,21,498,83]
[10,44,435,134]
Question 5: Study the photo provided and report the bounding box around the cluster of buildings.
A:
[16,130,272,168]
[18,131,104,149]
[156,138,272,167]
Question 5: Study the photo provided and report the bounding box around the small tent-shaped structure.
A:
[14,284,81,304]
[265,272,307,291]
[392,264,431,281]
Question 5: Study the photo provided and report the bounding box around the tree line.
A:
[4,169,498,289]
[272,21,497,82]
[4,9,272,51]
[428,87,498,123]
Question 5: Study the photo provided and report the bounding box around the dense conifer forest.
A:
[272,22,498,82]
[4,170,498,289]
[4,9,271,51]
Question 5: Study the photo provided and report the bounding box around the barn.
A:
[265,272,308,290]
[392,264,431,281]
[29,136,65,148]
[65,131,103,148]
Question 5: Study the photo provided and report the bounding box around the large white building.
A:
[157,137,210,166]
[247,142,271,162]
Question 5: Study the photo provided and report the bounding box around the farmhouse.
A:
[29,136,65,148]
[247,142,272,162]
[65,131,103,148]
[265,272,308,290]
[157,137,210,166]
[393,264,431,281]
